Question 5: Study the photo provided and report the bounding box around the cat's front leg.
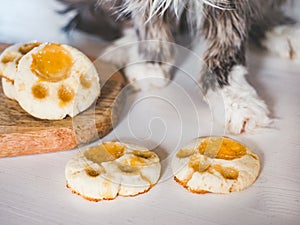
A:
[201,3,271,134]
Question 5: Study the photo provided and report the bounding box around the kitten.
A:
[58,0,299,134]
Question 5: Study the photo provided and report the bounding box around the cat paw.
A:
[124,63,171,91]
[224,94,271,134]
[206,65,272,134]
[101,29,172,91]
[262,25,300,61]
[223,66,272,134]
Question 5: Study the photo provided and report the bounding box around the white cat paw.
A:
[262,25,300,61]
[224,95,272,134]
[101,28,172,91]
[223,66,272,134]
[124,63,171,91]
[207,65,272,134]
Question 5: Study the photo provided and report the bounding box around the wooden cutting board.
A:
[0,44,126,157]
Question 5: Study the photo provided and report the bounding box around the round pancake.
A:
[65,141,161,201]
[172,136,260,194]
[14,43,100,119]
[0,42,41,99]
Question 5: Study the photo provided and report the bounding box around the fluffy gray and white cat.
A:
[59,0,299,134]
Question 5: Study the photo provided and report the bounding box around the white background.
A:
[0,1,300,225]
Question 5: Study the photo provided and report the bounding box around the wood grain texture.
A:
[0,44,126,157]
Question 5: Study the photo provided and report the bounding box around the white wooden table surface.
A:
[0,1,299,225]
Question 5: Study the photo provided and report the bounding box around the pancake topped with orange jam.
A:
[14,42,100,119]
[172,136,260,194]
[65,141,161,201]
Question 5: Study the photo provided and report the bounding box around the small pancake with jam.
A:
[172,136,260,194]
[14,43,100,119]
[65,141,161,201]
